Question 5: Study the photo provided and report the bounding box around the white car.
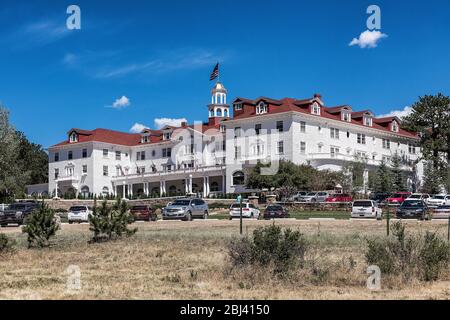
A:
[229,203,260,220]
[427,195,450,207]
[351,200,382,220]
[68,205,92,224]
[406,193,431,204]
[431,205,450,219]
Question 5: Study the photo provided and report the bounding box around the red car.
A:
[325,194,353,202]
[130,205,157,221]
[386,192,411,204]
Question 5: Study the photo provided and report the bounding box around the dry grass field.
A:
[1,219,450,300]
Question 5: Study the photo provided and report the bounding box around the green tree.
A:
[22,202,60,248]
[422,162,443,194]
[402,93,450,190]
[16,131,48,185]
[0,106,30,201]
[391,153,407,192]
[375,160,392,193]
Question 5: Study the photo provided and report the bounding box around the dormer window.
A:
[163,131,172,140]
[141,135,149,143]
[363,115,373,127]
[69,132,78,143]
[256,102,268,115]
[234,103,243,110]
[342,111,351,122]
[311,102,321,115]
[391,121,399,132]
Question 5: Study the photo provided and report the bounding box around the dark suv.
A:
[0,202,39,226]
[396,200,429,220]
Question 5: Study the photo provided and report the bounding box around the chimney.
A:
[314,93,322,100]
[181,121,187,127]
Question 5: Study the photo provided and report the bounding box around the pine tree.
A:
[375,160,392,193]
[391,153,407,191]
[89,199,137,243]
[422,162,443,194]
[22,202,60,248]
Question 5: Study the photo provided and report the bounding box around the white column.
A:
[185,179,189,194]
[129,184,133,198]
[203,177,207,198]
[54,180,59,199]
[189,175,193,194]
[123,183,126,199]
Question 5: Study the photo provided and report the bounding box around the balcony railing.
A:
[111,164,226,180]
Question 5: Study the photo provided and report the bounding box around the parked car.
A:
[229,203,260,220]
[396,200,429,220]
[386,192,411,204]
[130,205,157,221]
[263,204,289,219]
[325,193,353,203]
[299,191,329,203]
[68,205,92,224]
[351,200,382,220]
[406,193,431,204]
[431,205,450,219]
[0,202,39,226]
[0,204,9,212]
[427,195,450,207]
[369,192,390,204]
[291,191,308,202]
[162,198,209,221]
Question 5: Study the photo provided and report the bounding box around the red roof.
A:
[231,96,418,139]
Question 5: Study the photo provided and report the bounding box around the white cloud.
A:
[110,96,131,109]
[379,106,413,119]
[154,118,187,129]
[130,123,148,133]
[349,30,388,48]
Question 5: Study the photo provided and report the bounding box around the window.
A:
[252,140,265,156]
[102,187,109,197]
[115,151,121,160]
[232,171,245,186]
[137,166,145,174]
[356,151,367,160]
[276,121,284,132]
[256,102,268,114]
[81,186,89,198]
[54,169,59,180]
[382,155,391,163]
[234,103,243,110]
[357,133,366,144]
[82,149,87,158]
[103,166,108,176]
[300,121,306,133]
[330,128,340,139]
[318,144,323,153]
[255,124,262,135]
[311,102,320,115]
[162,148,172,158]
[300,142,306,154]
[330,147,340,158]
[408,144,416,154]
[363,116,373,127]
[68,151,73,160]
[54,152,59,162]
[392,121,399,132]
[277,141,284,155]
[234,127,241,138]
[103,149,108,158]
[136,151,146,161]
[347,131,350,138]
[163,132,172,140]
[234,146,241,160]
[69,132,78,143]
[82,165,87,174]
[382,139,391,149]
[342,111,351,122]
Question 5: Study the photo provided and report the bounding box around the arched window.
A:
[223,109,228,117]
[210,109,214,117]
[216,108,223,117]
[81,186,90,198]
[256,102,267,114]
[102,187,109,197]
[210,182,219,192]
[232,171,245,186]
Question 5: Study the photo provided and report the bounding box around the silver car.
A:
[162,198,209,221]
[299,191,329,203]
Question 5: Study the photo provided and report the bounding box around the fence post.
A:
[448,215,450,242]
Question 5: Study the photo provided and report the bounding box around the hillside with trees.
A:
[0,106,48,202]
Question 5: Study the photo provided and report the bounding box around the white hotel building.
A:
[48,82,423,198]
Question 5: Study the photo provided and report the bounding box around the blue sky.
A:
[1,0,449,148]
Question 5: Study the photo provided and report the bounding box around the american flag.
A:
[210,63,219,81]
